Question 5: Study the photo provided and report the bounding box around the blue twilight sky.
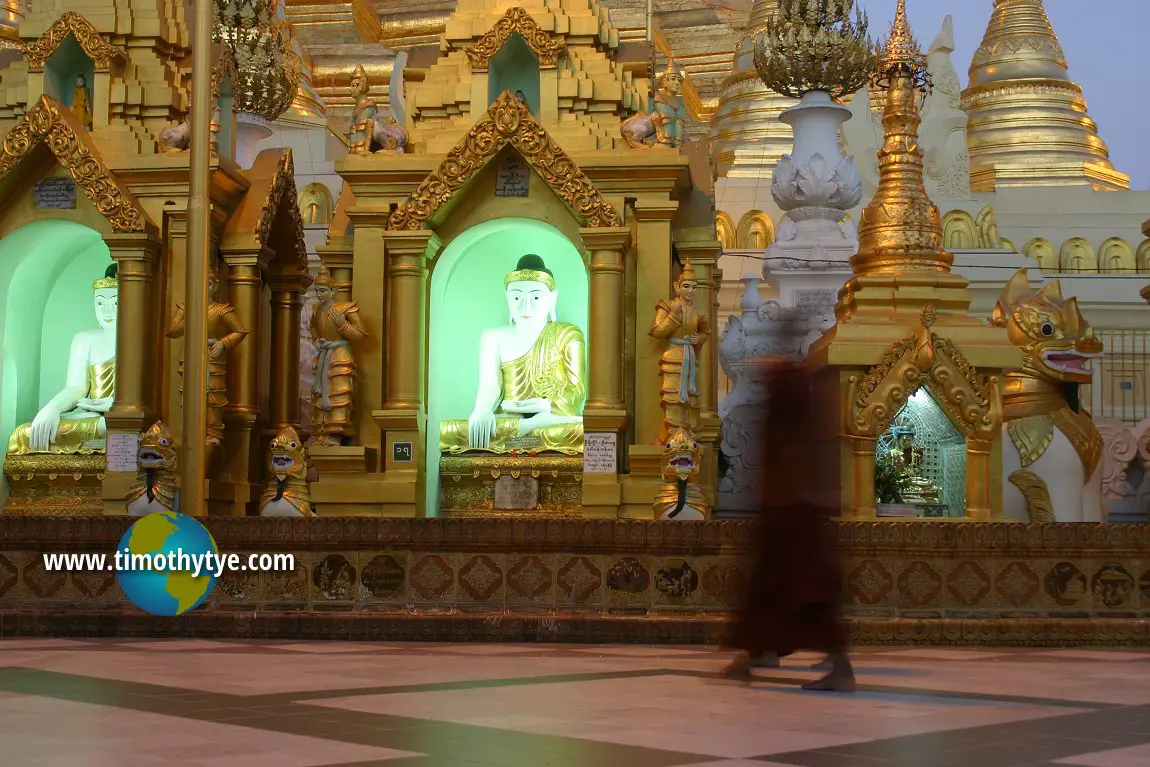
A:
[855,0,1149,189]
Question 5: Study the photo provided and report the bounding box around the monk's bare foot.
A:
[751,651,781,669]
[802,654,855,693]
[811,656,834,671]
[721,657,753,681]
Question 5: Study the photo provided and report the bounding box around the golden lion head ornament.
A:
[138,421,177,472]
[269,426,307,480]
[661,426,701,483]
[991,269,1102,386]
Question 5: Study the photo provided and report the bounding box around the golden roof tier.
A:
[404,2,647,153]
[708,0,796,178]
[961,0,1128,192]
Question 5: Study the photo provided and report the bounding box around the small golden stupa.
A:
[808,0,1019,520]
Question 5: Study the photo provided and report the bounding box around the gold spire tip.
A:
[874,0,929,91]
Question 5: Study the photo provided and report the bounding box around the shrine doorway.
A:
[874,388,966,518]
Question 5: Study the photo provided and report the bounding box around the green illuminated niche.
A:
[0,220,112,484]
[425,217,588,517]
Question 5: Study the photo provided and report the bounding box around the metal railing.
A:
[1085,329,1150,425]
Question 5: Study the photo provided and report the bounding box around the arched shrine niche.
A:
[44,35,95,130]
[425,216,589,517]
[736,210,774,250]
[490,35,540,116]
[941,210,977,250]
[846,308,1000,520]
[0,220,113,502]
[875,389,966,517]
[1024,237,1057,272]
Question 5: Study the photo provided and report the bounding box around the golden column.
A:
[580,227,631,417]
[580,227,631,518]
[102,232,163,513]
[266,273,309,435]
[182,0,217,515]
[632,200,678,443]
[376,229,437,506]
[105,233,163,433]
[220,250,268,477]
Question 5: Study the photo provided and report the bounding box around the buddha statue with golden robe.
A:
[649,261,710,442]
[439,254,586,455]
[7,265,118,455]
[167,261,248,444]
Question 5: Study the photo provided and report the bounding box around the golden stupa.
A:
[708,0,797,178]
[962,0,1129,191]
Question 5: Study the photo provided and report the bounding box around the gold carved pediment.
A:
[464,7,566,71]
[22,12,128,71]
[846,307,1000,442]
[0,95,149,233]
[387,90,622,231]
[223,148,309,272]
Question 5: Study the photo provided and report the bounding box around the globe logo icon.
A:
[116,511,220,616]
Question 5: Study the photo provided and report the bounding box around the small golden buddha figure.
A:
[71,74,92,130]
[309,267,368,446]
[649,261,710,441]
[166,261,248,445]
[439,254,587,455]
[8,265,118,454]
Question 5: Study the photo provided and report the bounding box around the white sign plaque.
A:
[583,432,617,474]
[106,432,139,473]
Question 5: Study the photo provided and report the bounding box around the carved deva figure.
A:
[259,426,314,517]
[621,59,688,149]
[8,265,118,455]
[348,64,408,154]
[649,261,710,442]
[653,427,709,520]
[166,261,248,444]
[125,421,179,517]
[991,269,1104,523]
[309,267,368,445]
[439,254,587,454]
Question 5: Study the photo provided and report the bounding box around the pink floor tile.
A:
[1032,650,1150,662]
[0,695,419,766]
[1055,743,1150,766]
[265,642,405,653]
[876,649,1009,661]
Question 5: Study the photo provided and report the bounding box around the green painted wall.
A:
[425,217,588,516]
[0,220,111,503]
[490,34,540,115]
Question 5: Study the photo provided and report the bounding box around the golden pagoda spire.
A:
[708,0,797,178]
[850,0,948,276]
[962,0,1128,191]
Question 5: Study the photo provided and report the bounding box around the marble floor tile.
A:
[1054,744,1150,766]
[0,638,97,649]
[3,641,1150,767]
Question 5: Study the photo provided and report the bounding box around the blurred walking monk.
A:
[723,361,855,692]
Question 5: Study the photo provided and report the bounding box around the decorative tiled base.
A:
[1,517,1147,645]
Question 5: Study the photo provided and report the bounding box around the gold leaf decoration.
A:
[0,96,148,233]
[464,7,566,70]
[387,90,622,230]
[22,12,128,70]
[848,314,997,440]
[1008,470,1054,523]
[258,149,309,271]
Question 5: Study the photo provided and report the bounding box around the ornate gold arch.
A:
[0,95,147,232]
[228,148,309,271]
[387,90,622,230]
[464,6,566,71]
[846,306,999,442]
[22,11,128,71]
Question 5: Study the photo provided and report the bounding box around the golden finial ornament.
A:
[874,0,930,92]
[850,0,950,276]
[213,0,301,121]
[752,0,877,99]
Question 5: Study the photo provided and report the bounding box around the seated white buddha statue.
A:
[439,254,586,455]
[7,265,118,455]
